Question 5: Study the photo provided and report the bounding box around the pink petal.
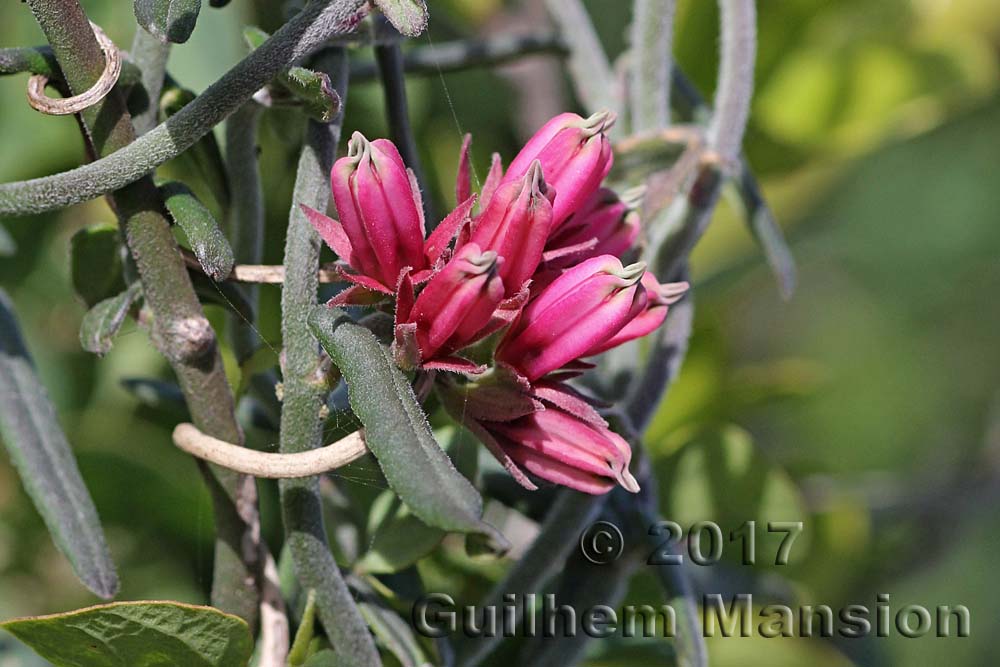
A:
[456,133,472,204]
[423,356,487,375]
[300,204,355,264]
[424,195,477,266]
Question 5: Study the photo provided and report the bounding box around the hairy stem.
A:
[629,0,676,133]
[709,0,756,161]
[543,0,619,122]
[0,0,368,216]
[24,0,262,625]
[277,49,382,666]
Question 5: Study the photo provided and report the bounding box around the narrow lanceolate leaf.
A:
[0,290,118,598]
[79,284,142,355]
[372,0,429,37]
[0,601,253,667]
[308,306,507,550]
[288,590,318,666]
[354,578,430,667]
[242,28,341,122]
[729,159,797,299]
[69,224,125,307]
[282,66,341,122]
[161,181,235,281]
[0,223,15,256]
[134,0,203,44]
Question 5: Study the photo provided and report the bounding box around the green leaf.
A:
[69,224,125,307]
[356,428,476,572]
[308,306,507,551]
[282,66,341,122]
[134,0,203,44]
[0,222,15,256]
[242,28,340,122]
[288,589,318,667]
[242,25,269,50]
[357,491,445,574]
[79,284,142,356]
[0,290,118,598]
[302,650,338,667]
[355,581,430,667]
[372,0,429,37]
[161,181,235,281]
[0,601,253,667]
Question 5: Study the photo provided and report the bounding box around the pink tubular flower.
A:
[496,255,649,381]
[583,273,689,356]
[302,132,427,293]
[480,406,639,495]
[394,243,504,372]
[502,111,615,228]
[543,187,641,269]
[469,160,554,296]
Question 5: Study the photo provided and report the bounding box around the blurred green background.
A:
[1,0,999,665]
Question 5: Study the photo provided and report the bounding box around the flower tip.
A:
[616,465,641,493]
[347,131,370,158]
[584,110,617,134]
[617,260,647,283]
[472,248,502,272]
[525,159,546,186]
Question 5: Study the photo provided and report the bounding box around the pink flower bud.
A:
[482,406,639,494]
[543,187,641,268]
[503,111,616,227]
[404,243,505,362]
[330,132,427,290]
[469,160,555,296]
[584,273,688,356]
[496,255,649,381]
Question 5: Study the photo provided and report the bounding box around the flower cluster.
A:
[303,112,687,495]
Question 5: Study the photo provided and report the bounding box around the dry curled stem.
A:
[172,423,368,477]
[26,21,121,116]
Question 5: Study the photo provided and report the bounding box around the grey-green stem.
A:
[709,0,757,161]
[0,0,368,216]
[24,0,262,626]
[277,49,382,666]
[544,0,620,128]
[629,0,676,133]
